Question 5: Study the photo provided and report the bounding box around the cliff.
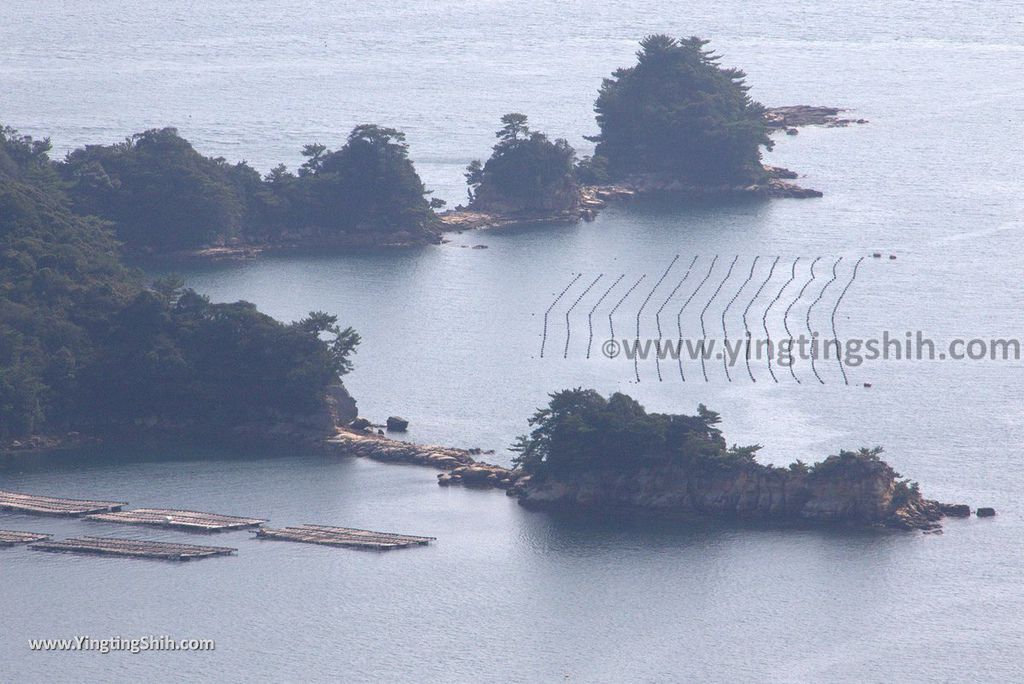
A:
[508,457,956,531]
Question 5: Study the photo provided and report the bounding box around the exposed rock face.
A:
[325,383,358,425]
[470,174,580,215]
[437,208,580,232]
[325,428,479,470]
[386,416,409,432]
[509,459,947,531]
[320,429,969,533]
[439,463,516,489]
[590,168,823,200]
[764,105,868,129]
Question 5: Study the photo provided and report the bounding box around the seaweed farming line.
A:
[808,257,843,384]
[539,272,582,358]
[832,256,865,385]
[609,274,647,339]
[564,274,603,359]
[587,274,624,359]
[700,256,738,382]
[677,256,718,382]
[722,256,758,382]
[634,255,679,382]
[745,256,780,382]
[655,256,699,381]
[537,255,880,384]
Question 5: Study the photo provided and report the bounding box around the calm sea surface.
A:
[2,2,1023,682]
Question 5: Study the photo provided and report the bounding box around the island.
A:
[0,126,360,453]
[0,122,982,532]
[58,124,442,257]
[327,389,979,532]
[440,35,866,232]
[0,34,866,262]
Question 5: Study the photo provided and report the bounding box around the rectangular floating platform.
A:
[254,524,435,550]
[84,508,267,533]
[0,530,52,547]
[0,490,126,516]
[29,536,237,561]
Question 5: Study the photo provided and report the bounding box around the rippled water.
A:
[3,1,1024,682]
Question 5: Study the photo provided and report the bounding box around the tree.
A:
[496,113,530,142]
[589,35,773,182]
[299,143,328,176]
[466,114,577,213]
[464,159,484,202]
[271,124,436,238]
[0,125,362,441]
[60,127,244,250]
[511,389,738,476]
[56,125,440,250]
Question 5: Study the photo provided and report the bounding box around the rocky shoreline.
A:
[438,104,861,232]
[4,418,991,533]
[155,104,863,259]
[140,228,443,262]
[324,426,986,533]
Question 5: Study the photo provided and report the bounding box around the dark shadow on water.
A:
[0,438,322,475]
[515,504,908,554]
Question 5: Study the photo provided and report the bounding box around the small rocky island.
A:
[506,390,972,531]
[13,34,866,260]
[331,389,978,532]
[441,36,866,233]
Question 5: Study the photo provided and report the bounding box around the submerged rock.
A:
[940,503,971,517]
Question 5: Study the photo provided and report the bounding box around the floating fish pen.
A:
[0,490,126,516]
[254,524,435,550]
[0,530,51,547]
[85,508,267,533]
[29,536,237,561]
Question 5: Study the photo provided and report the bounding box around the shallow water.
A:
[2,1,1024,682]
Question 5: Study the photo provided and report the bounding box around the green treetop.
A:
[589,35,773,183]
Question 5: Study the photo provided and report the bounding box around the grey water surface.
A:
[2,1,1023,681]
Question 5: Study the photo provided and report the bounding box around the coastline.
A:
[150,104,864,261]
[3,422,985,533]
[321,428,975,533]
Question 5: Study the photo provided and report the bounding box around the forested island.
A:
[505,390,962,530]
[330,389,974,531]
[59,124,441,255]
[443,35,855,231]
[0,126,359,450]
[2,33,867,472]
[0,35,859,261]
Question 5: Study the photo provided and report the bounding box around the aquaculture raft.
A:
[254,524,435,550]
[0,530,51,547]
[29,536,237,561]
[84,508,267,532]
[0,490,126,516]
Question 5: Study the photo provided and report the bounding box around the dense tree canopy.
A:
[589,35,773,182]
[466,114,577,213]
[0,126,359,441]
[56,125,438,252]
[511,388,760,477]
[60,128,248,250]
[254,124,437,239]
[511,390,908,499]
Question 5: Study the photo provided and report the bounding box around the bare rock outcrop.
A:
[509,458,954,531]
